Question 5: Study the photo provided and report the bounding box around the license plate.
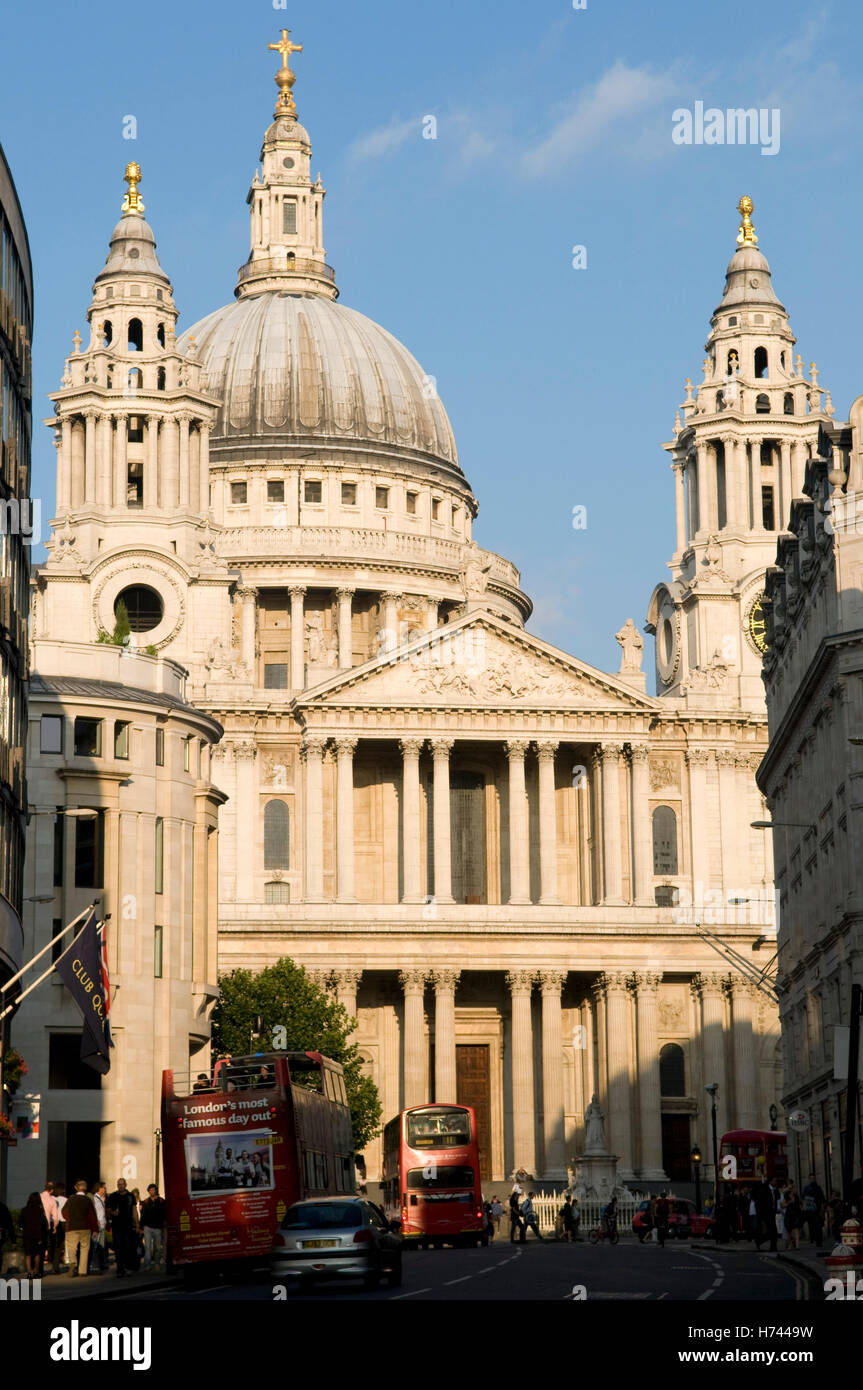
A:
[302,1239,338,1248]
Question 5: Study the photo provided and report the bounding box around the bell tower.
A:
[646,196,840,708]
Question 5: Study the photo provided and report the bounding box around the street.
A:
[115,1239,814,1303]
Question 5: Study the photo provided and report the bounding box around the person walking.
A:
[140,1184,167,1272]
[655,1192,671,1248]
[20,1192,48,1280]
[130,1188,144,1268]
[752,1176,779,1253]
[89,1183,109,1273]
[782,1184,803,1251]
[0,1198,16,1273]
[802,1173,826,1246]
[53,1184,67,1271]
[561,1196,577,1243]
[570,1197,582,1242]
[638,1197,655,1244]
[40,1182,60,1274]
[490,1197,503,1236]
[519,1192,544,1242]
[107,1178,139,1278]
[508,1188,524,1243]
[63,1180,97,1277]
[483,1200,496,1242]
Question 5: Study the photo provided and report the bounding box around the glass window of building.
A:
[40,714,63,754]
[74,717,102,757]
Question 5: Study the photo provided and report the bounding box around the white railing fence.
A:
[527,1191,643,1234]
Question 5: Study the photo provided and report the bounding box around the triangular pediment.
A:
[298,612,657,712]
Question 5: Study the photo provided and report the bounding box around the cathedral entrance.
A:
[457,1044,492,1180]
[450,771,486,904]
[661,1113,692,1182]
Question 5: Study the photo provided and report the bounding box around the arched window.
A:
[264,800,290,869]
[726,348,738,374]
[783,392,794,415]
[716,390,725,411]
[755,393,771,414]
[660,1043,686,1097]
[102,320,113,347]
[157,366,166,390]
[652,806,678,874]
[780,351,787,369]
[264,880,290,904]
[127,318,143,351]
[157,322,165,348]
[127,367,142,393]
[754,346,768,378]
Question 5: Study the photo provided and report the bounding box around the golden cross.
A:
[269,28,302,70]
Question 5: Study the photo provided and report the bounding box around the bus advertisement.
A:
[382,1104,487,1248]
[161,1051,354,1269]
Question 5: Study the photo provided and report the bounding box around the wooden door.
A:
[661,1113,691,1182]
[457,1044,492,1180]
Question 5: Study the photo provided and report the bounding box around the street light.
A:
[751,820,815,831]
[705,1084,720,1209]
[691,1145,702,1214]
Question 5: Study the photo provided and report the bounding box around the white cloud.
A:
[346,117,418,163]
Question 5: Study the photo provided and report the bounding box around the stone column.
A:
[697,442,716,534]
[506,970,536,1177]
[748,438,762,530]
[630,743,653,906]
[673,461,687,552]
[83,409,97,502]
[692,974,728,1139]
[144,416,158,510]
[58,418,72,511]
[113,413,127,508]
[506,739,530,905]
[722,435,740,528]
[234,741,257,903]
[237,586,257,677]
[301,734,326,902]
[400,969,428,1108]
[399,738,424,903]
[178,414,191,508]
[161,416,180,510]
[334,737,357,903]
[383,593,402,652]
[337,588,354,669]
[539,970,566,1179]
[289,587,306,690]
[591,976,608,1114]
[333,968,362,1036]
[630,972,666,1179]
[432,969,460,1104]
[600,743,625,905]
[199,421,211,514]
[536,741,559,904]
[791,439,807,501]
[96,414,112,505]
[431,738,454,904]
[716,750,739,891]
[601,970,635,1177]
[728,979,759,1129]
[779,439,793,530]
[686,749,711,903]
[685,455,698,542]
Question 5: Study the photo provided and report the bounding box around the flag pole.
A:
[0,901,98,995]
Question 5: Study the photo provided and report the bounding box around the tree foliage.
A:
[212,957,381,1152]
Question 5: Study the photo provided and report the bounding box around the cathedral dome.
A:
[179,291,461,476]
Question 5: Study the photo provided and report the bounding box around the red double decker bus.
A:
[719,1129,788,1188]
[162,1052,353,1273]
[382,1104,487,1248]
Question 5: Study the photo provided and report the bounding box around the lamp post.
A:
[706,1083,719,1208]
[692,1144,702,1214]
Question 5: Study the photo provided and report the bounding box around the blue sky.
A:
[2,0,862,679]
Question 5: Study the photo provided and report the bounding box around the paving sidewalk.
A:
[36,1266,178,1300]
[692,1238,829,1293]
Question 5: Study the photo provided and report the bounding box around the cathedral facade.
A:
[25,39,827,1191]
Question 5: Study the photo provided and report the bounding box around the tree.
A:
[211,958,381,1152]
[112,599,131,645]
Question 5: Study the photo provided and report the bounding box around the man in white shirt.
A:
[89,1183,109,1274]
[40,1182,60,1274]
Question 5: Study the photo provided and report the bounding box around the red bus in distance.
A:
[382,1104,487,1248]
[719,1129,788,1187]
[161,1052,353,1273]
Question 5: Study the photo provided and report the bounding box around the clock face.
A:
[748,596,769,653]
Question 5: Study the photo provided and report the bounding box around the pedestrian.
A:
[655,1192,671,1247]
[827,1192,848,1243]
[140,1184,167,1271]
[570,1197,581,1242]
[782,1184,802,1251]
[802,1173,826,1245]
[89,1182,109,1273]
[519,1192,543,1242]
[752,1176,779,1253]
[20,1192,48,1280]
[721,1187,739,1243]
[561,1196,577,1243]
[107,1177,139,1278]
[638,1198,655,1244]
[131,1188,144,1267]
[483,1200,495,1242]
[0,1197,15,1272]
[508,1187,524,1243]
[490,1197,503,1235]
[53,1183,67,1270]
[63,1179,98,1277]
[40,1181,60,1274]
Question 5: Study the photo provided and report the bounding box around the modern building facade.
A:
[23,39,812,1190]
[0,141,32,993]
[758,425,863,1196]
[7,640,224,1205]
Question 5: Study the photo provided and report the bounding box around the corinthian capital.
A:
[538,970,566,995]
[505,970,535,995]
[399,968,428,994]
[629,971,662,995]
[431,968,460,992]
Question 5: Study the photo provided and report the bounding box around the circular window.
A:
[115,585,164,633]
[282,156,295,169]
[128,247,140,259]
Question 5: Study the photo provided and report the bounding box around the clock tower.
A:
[646,196,839,709]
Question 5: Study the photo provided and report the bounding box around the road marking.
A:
[697,1288,714,1300]
[390,1287,432,1299]
[589,1292,651,1299]
[443,1275,471,1286]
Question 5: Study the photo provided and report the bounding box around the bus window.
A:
[406,1106,471,1148]
[407,1166,475,1189]
[324,1070,337,1102]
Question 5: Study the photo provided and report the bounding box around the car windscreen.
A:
[282,1203,363,1229]
[407,1166,475,1190]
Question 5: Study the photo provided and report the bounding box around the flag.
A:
[53,908,114,1074]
